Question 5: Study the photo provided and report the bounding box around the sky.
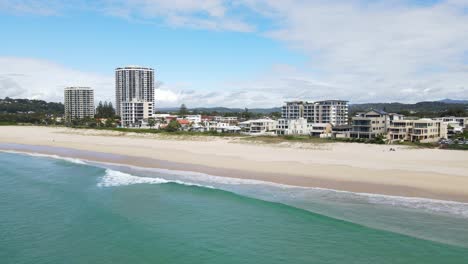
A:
[1,0,468,108]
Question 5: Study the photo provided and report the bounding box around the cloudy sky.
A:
[1,0,468,107]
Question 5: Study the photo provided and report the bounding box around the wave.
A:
[0,150,87,165]
[105,165,468,219]
[98,169,213,189]
[2,149,468,219]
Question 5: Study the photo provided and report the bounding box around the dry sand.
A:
[1,126,468,202]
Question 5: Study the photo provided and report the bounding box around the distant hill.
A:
[349,101,467,117]
[0,97,64,114]
[438,99,468,104]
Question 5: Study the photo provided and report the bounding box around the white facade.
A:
[433,117,468,129]
[240,119,277,135]
[276,118,310,135]
[282,100,348,126]
[120,100,153,127]
[214,116,238,124]
[64,87,94,121]
[116,66,155,127]
[185,115,202,124]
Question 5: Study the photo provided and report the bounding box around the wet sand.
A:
[1,126,468,202]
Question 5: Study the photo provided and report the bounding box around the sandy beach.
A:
[1,126,468,202]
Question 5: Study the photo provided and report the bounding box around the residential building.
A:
[433,117,468,129]
[387,120,414,142]
[276,118,310,135]
[410,119,448,143]
[214,116,238,124]
[239,119,277,135]
[388,119,448,143]
[350,110,389,139]
[282,100,348,126]
[184,115,202,124]
[331,125,351,138]
[281,101,304,120]
[310,123,333,137]
[388,113,405,122]
[64,87,94,121]
[120,100,153,127]
[115,66,155,127]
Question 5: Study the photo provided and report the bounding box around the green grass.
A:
[240,135,330,144]
[71,126,245,138]
[0,121,17,126]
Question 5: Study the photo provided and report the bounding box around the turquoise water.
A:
[1,152,468,263]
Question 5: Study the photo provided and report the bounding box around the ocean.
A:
[1,151,468,263]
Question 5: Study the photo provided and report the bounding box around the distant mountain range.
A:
[438,99,468,104]
[158,99,467,114]
[157,106,281,114]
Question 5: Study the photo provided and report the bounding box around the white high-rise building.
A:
[281,100,349,126]
[64,87,94,121]
[115,66,155,127]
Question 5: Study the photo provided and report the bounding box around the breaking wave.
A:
[0,150,86,165]
[98,169,213,189]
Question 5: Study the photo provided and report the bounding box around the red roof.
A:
[177,119,190,125]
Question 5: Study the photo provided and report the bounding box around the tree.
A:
[179,104,189,116]
[165,119,181,132]
[105,118,114,128]
[95,101,116,118]
[148,117,156,129]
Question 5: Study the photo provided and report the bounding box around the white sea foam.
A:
[97,169,213,189]
[106,165,468,218]
[0,150,87,164]
[2,149,467,218]
[361,193,468,218]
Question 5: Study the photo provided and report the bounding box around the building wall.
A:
[350,110,388,139]
[64,87,94,121]
[115,66,155,127]
[388,119,448,143]
[121,101,154,127]
[282,100,348,126]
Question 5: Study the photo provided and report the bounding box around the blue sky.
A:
[1,0,468,107]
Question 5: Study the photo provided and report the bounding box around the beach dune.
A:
[1,126,468,202]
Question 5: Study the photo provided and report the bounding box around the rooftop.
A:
[115,66,154,71]
[65,87,93,90]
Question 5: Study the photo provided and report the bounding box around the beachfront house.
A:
[350,110,389,139]
[276,118,310,135]
[240,119,277,135]
[388,119,448,143]
[433,117,468,131]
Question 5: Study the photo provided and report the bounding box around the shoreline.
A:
[1,126,468,202]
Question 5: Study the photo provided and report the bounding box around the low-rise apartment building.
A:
[410,119,448,143]
[240,119,277,135]
[350,110,389,139]
[214,116,238,124]
[276,118,309,135]
[433,117,468,129]
[310,123,333,137]
[388,119,448,143]
[387,119,414,142]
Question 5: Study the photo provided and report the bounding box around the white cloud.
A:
[242,0,468,102]
[0,57,114,103]
[2,1,468,106]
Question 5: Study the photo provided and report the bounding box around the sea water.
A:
[1,151,468,264]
